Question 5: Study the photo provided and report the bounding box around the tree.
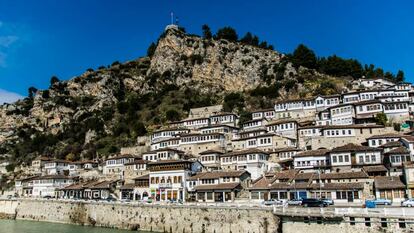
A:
[41,90,50,99]
[65,153,76,161]
[50,76,60,86]
[28,86,38,98]
[374,68,384,78]
[291,44,317,69]
[396,70,405,83]
[147,42,157,57]
[202,24,212,39]
[223,92,244,112]
[240,32,253,45]
[215,27,238,42]
[374,113,388,126]
[166,109,180,121]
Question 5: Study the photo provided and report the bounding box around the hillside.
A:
[0,26,350,169]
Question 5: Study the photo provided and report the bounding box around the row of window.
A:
[150,176,183,184]
[221,154,267,163]
[332,154,350,163]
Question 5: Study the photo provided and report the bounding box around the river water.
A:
[0,219,150,233]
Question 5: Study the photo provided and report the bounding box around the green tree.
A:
[215,27,238,42]
[396,70,405,83]
[28,86,38,98]
[50,76,60,86]
[223,92,244,112]
[291,44,317,69]
[374,68,384,78]
[41,90,50,99]
[202,24,212,39]
[384,72,394,81]
[374,113,388,126]
[147,42,157,57]
[5,163,15,172]
[166,109,181,121]
[240,32,253,45]
[132,122,147,136]
[393,123,401,132]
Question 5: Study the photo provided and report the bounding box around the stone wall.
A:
[1,199,279,233]
[281,216,414,233]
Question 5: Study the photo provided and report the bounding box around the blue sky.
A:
[0,0,413,103]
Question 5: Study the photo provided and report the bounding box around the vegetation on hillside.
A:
[0,23,405,170]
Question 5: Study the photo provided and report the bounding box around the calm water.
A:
[0,219,150,233]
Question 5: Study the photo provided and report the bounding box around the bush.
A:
[215,27,238,42]
[42,90,50,99]
[5,163,15,172]
[223,92,244,112]
[374,113,388,126]
[50,76,60,86]
[166,109,181,122]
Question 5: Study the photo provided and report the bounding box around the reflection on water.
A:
[0,219,150,233]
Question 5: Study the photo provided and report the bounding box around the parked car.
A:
[372,198,392,205]
[287,199,302,205]
[321,198,334,206]
[262,199,284,206]
[401,199,414,207]
[301,198,327,207]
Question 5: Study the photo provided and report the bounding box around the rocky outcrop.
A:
[150,28,283,93]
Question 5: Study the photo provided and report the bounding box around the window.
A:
[332,156,337,163]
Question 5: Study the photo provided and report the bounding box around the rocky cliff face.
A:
[149,28,285,92]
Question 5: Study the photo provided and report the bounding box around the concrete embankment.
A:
[0,199,279,233]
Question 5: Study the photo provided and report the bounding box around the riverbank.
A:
[0,199,279,232]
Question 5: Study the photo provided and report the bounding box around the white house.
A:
[148,160,203,202]
[32,175,73,197]
[293,149,330,172]
[220,149,269,179]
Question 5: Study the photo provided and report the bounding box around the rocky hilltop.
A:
[0,27,348,167]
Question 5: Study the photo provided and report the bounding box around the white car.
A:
[287,199,302,205]
[401,199,414,207]
[262,199,285,206]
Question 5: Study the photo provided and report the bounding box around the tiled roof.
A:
[374,176,405,190]
[187,170,248,181]
[33,175,72,180]
[105,154,138,161]
[148,159,194,165]
[199,149,224,155]
[193,183,241,191]
[251,108,275,113]
[308,182,365,190]
[401,135,414,142]
[330,143,381,153]
[232,133,277,141]
[249,176,273,190]
[124,160,149,166]
[266,119,297,126]
[367,133,402,140]
[319,171,369,179]
[142,148,185,155]
[133,174,150,180]
[295,149,329,158]
[270,147,302,153]
[222,149,269,157]
[353,100,382,106]
[385,146,410,155]
[379,141,402,148]
[363,165,388,173]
